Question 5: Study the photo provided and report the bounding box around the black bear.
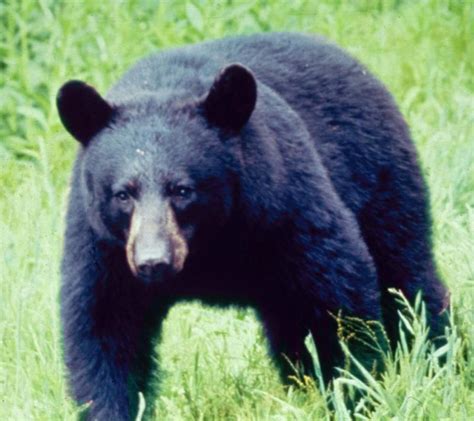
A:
[57,33,450,420]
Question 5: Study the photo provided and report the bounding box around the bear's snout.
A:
[134,238,173,282]
[125,202,188,281]
[136,258,172,283]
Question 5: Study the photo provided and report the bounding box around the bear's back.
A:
[108,33,412,214]
[208,33,413,213]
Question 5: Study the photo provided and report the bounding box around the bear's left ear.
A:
[202,64,257,132]
[56,80,114,146]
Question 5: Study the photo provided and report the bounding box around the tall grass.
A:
[0,0,472,419]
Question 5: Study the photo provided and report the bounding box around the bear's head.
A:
[57,64,257,283]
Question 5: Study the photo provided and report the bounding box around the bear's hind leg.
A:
[358,167,450,349]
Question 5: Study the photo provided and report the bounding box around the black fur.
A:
[58,33,449,420]
[202,63,257,131]
[57,80,113,145]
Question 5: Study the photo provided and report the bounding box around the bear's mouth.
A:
[135,261,175,283]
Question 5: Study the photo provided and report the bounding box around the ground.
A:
[0,1,472,420]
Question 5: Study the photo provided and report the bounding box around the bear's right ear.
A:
[56,80,113,146]
[202,64,257,132]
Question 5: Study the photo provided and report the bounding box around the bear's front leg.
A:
[258,301,315,384]
[288,205,386,386]
[61,236,164,420]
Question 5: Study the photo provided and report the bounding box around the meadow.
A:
[0,0,473,419]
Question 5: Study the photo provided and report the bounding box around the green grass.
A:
[0,0,473,419]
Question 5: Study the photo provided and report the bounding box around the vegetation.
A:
[0,0,472,419]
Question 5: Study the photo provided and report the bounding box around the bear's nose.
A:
[137,259,171,281]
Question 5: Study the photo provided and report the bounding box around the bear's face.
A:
[57,64,257,283]
[82,116,239,282]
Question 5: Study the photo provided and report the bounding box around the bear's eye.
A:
[171,185,194,199]
[115,191,130,202]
